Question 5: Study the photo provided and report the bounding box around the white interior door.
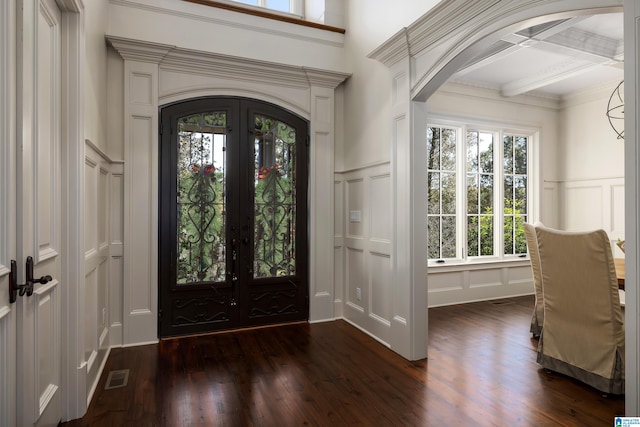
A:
[15,0,64,426]
[0,0,17,424]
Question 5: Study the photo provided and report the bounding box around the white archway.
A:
[370,0,638,413]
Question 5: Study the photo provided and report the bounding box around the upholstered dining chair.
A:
[523,222,543,337]
[535,226,625,394]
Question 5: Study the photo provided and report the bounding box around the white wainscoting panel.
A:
[370,252,391,323]
[369,174,391,241]
[428,262,533,307]
[84,268,97,363]
[542,181,559,228]
[428,271,465,292]
[346,247,365,311]
[612,183,625,238]
[110,164,124,345]
[563,184,604,231]
[84,141,117,406]
[333,178,345,318]
[340,162,393,345]
[558,177,625,256]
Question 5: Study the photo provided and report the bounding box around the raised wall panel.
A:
[84,159,97,254]
[542,182,559,228]
[334,179,344,237]
[370,174,391,242]
[333,178,345,315]
[469,269,502,289]
[122,56,160,345]
[564,185,603,231]
[314,95,331,125]
[508,265,533,284]
[34,281,60,418]
[370,252,391,323]
[346,247,365,309]
[129,116,153,313]
[110,169,124,246]
[311,130,333,299]
[109,256,124,345]
[428,271,465,292]
[346,178,364,238]
[84,268,97,363]
[612,183,625,235]
[131,72,153,104]
[99,168,109,246]
[109,167,124,345]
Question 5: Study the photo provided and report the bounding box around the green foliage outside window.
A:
[253,116,297,278]
[176,112,227,284]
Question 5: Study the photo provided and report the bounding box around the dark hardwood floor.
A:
[62,295,623,426]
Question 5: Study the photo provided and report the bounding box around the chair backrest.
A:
[535,226,624,393]
[523,222,543,335]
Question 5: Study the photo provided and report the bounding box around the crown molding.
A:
[107,36,173,63]
[367,28,409,68]
[106,36,350,89]
[368,0,623,101]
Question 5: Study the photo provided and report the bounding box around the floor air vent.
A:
[105,369,129,390]
[490,299,514,305]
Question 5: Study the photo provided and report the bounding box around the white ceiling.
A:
[450,12,624,98]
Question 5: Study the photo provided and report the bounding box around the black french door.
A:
[159,98,309,337]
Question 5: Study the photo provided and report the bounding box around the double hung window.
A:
[427,121,533,263]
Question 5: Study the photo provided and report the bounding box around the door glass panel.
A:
[253,115,296,278]
[177,112,227,284]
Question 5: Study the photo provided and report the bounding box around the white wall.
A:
[557,82,626,254]
[84,0,109,154]
[335,162,393,344]
[341,0,440,169]
[560,82,625,181]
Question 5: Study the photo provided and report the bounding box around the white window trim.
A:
[427,116,541,268]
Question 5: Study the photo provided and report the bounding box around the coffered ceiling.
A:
[450,12,624,98]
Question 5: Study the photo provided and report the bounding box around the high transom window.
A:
[427,121,535,263]
[230,0,303,17]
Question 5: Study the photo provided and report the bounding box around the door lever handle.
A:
[8,256,53,303]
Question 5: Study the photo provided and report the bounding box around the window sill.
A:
[183,0,346,34]
[428,257,531,273]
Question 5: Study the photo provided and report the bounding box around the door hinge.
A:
[306,135,310,147]
[158,309,162,319]
[159,122,163,135]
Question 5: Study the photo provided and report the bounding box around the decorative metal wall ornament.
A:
[606,80,624,140]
